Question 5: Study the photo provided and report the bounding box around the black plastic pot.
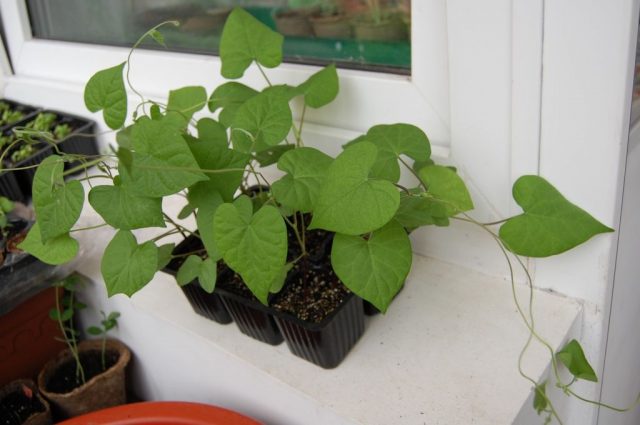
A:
[163,235,233,325]
[274,292,364,369]
[0,99,40,133]
[217,282,284,346]
[0,170,25,203]
[50,111,99,174]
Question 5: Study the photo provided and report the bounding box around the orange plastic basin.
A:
[57,401,263,425]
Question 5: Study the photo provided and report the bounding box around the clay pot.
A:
[0,379,51,425]
[352,16,408,42]
[181,7,232,34]
[37,339,130,419]
[310,14,352,39]
[273,7,318,38]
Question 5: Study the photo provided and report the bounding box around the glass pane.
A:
[27,0,411,74]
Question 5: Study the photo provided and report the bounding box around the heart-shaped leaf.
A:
[84,62,127,129]
[157,243,175,271]
[295,64,339,108]
[309,142,400,235]
[254,145,295,167]
[394,192,450,230]
[101,230,158,297]
[18,222,79,265]
[556,339,598,382]
[332,220,412,312]
[120,118,207,197]
[219,8,284,79]
[231,90,292,153]
[164,86,207,128]
[176,255,217,293]
[190,190,224,261]
[272,147,333,212]
[499,176,614,257]
[348,124,431,182]
[88,184,164,230]
[208,82,258,128]
[420,165,474,214]
[213,196,287,304]
[32,156,84,242]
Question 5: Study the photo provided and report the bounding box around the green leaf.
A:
[270,262,293,294]
[177,255,202,286]
[272,147,333,212]
[350,124,431,182]
[394,192,450,230]
[149,29,166,47]
[116,125,133,149]
[213,196,287,304]
[331,220,412,312]
[165,86,207,129]
[157,243,175,270]
[219,8,284,79]
[253,144,294,167]
[116,147,133,174]
[84,62,127,129]
[87,326,103,336]
[231,90,292,153]
[296,64,339,108]
[191,190,224,261]
[178,203,195,220]
[533,381,548,414]
[101,230,158,297]
[420,165,474,214]
[499,176,614,257]
[556,339,598,382]
[187,119,249,202]
[32,156,84,242]
[0,197,14,213]
[199,258,217,293]
[208,82,258,128]
[309,142,400,235]
[120,118,207,197]
[413,158,435,173]
[18,222,79,265]
[89,184,165,230]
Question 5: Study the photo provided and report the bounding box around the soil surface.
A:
[0,219,29,269]
[45,349,118,394]
[0,387,45,425]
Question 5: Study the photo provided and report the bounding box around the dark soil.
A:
[45,349,118,394]
[0,387,45,425]
[0,219,29,269]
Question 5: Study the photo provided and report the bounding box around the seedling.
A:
[87,311,121,371]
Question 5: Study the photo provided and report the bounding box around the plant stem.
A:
[101,336,106,372]
[163,213,188,239]
[256,63,273,87]
[398,156,428,190]
[70,223,109,233]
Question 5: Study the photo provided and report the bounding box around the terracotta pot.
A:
[352,17,408,42]
[37,339,130,419]
[181,7,232,34]
[0,379,51,425]
[310,14,352,39]
[274,8,317,38]
[56,401,261,425]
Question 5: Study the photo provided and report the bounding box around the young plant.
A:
[86,311,121,371]
[0,196,14,237]
[9,9,631,423]
[53,123,72,140]
[50,276,87,386]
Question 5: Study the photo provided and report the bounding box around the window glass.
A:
[27,0,411,74]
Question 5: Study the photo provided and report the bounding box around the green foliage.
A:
[165,86,207,128]
[208,82,258,128]
[89,184,165,230]
[499,176,613,257]
[420,165,474,215]
[556,339,598,382]
[533,381,548,414]
[177,255,217,293]
[156,243,175,271]
[101,230,158,297]
[219,8,284,79]
[310,142,400,235]
[332,220,412,312]
[0,196,14,230]
[214,196,287,304]
[84,62,127,129]
[295,64,339,108]
[18,222,79,265]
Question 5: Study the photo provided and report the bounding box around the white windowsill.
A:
[70,186,582,425]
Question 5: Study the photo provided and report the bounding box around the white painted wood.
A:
[72,189,582,425]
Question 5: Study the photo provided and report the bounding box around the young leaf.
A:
[120,118,207,197]
[208,82,258,128]
[165,86,207,129]
[87,326,103,336]
[32,156,84,242]
[189,189,224,261]
[420,165,474,214]
[309,142,400,235]
[84,62,127,129]
[88,185,165,230]
[270,262,293,294]
[219,8,284,79]
[149,29,166,47]
[253,145,295,167]
[156,243,175,270]
[18,223,79,265]
[556,339,598,382]
[349,124,431,183]
[295,64,339,108]
[213,196,287,304]
[177,255,202,286]
[332,220,412,313]
[413,158,435,173]
[272,147,333,212]
[499,176,614,257]
[533,381,548,414]
[394,193,450,230]
[231,90,292,153]
[199,258,217,293]
[116,125,133,149]
[101,230,158,297]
